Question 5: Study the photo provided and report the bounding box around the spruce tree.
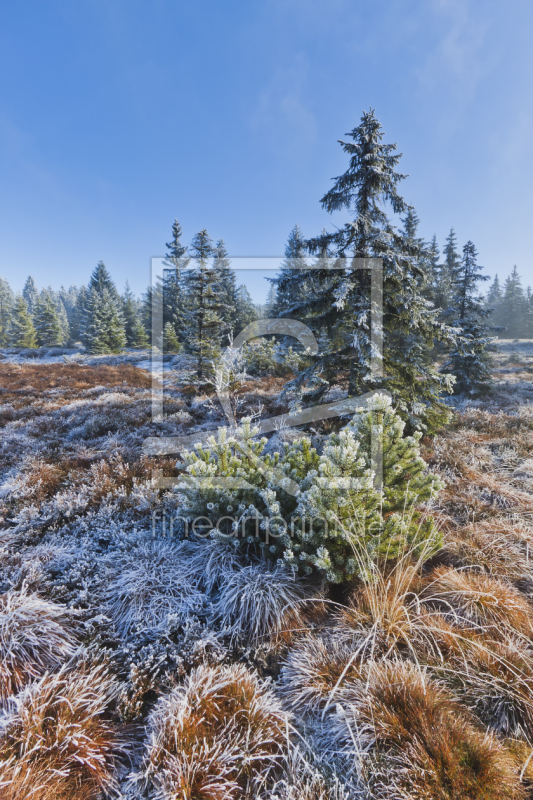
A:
[295,109,455,430]
[234,285,258,331]
[500,266,527,338]
[10,296,37,348]
[70,286,89,344]
[183,229,223,381]
[34,292,63,347]
[163,321,181,353]
[22,276,39,316]
[442,241,496,395]
[436,228,462,312]
[212,239,238,335]
[56,298,70,345]
[88,261,121,301]
[421,234,440,304]
[272,225,308,318]
[485,274,502,307]
[163,219,188,343]
[82,287,127,354]
[81,262,126,353]
[122,282,149,347]
[0,278,14,346]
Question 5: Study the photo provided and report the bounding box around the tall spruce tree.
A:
[436,228,462,313]
[81,262,126,352]
[82,287,127,354]
[22,276,39,316]
[234,285,258,331]
[212,239,238,335]
[70,286,88,344]
[293,109,455,430]
[10,296,37,348]
[163,219,188,342]
[34,292,63,347]
[183,229,223,381]
[122,282,149,347]
[272,225,308,318]
[500,266,527,338]
[0,277,14,346]
[443,241,495,395]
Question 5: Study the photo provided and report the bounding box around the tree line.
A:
[0,109,527,426]
[0,224,258,362]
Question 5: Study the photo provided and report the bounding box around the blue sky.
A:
[1,0,532,302]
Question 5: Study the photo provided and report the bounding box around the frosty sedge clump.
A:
[0,587,78,700]
[214,562,320,644]
[105,538,206,635]
[138,663,289,799]
[178,395,442,583]
[0,662,123,800]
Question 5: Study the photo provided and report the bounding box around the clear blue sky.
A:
[1,0,532,302]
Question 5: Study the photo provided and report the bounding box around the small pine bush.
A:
[178,395,442,584]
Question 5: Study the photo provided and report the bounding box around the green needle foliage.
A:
[177,394,443,584]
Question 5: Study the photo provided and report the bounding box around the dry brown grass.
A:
[424,566,533,639]
[0,588,78,700]
[338,660,525,800]
[0,663,122,800]
[141,663,290,799]
[280,634,362,712]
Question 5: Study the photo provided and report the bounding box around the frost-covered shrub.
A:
[0,587,77,700]
[105,538,206,635]
[177,418,314,556]
[178,396,442,584]
[139,663,290,799]
[214,562,321,644]
[242,338,280,376]
[0,662,122,800]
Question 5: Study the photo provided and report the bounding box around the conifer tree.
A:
[442,241,495,395]
[183,229,222,381]
[56,298,70,345]
[288,394,442,582]
[70,286,88,344]
[422,234,440,304]
[436,228,462,312]
[234,285,258,331]
[22,276,39,316]
[294,109,455,430]
[122,282,149,347]
[9,296,37,348]
[0,277,14,346]
[163,321,181,353]
[500,266,527,338]
[88,261,120,301]
[212,239,237,334]
[81,288,127,354]
[34,292,63,347]
[485,274,502,308]
[81,262,126,353]
[272,225,308,318]
[163,219,188,343]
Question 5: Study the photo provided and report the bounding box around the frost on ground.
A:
[1,345,533,797]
